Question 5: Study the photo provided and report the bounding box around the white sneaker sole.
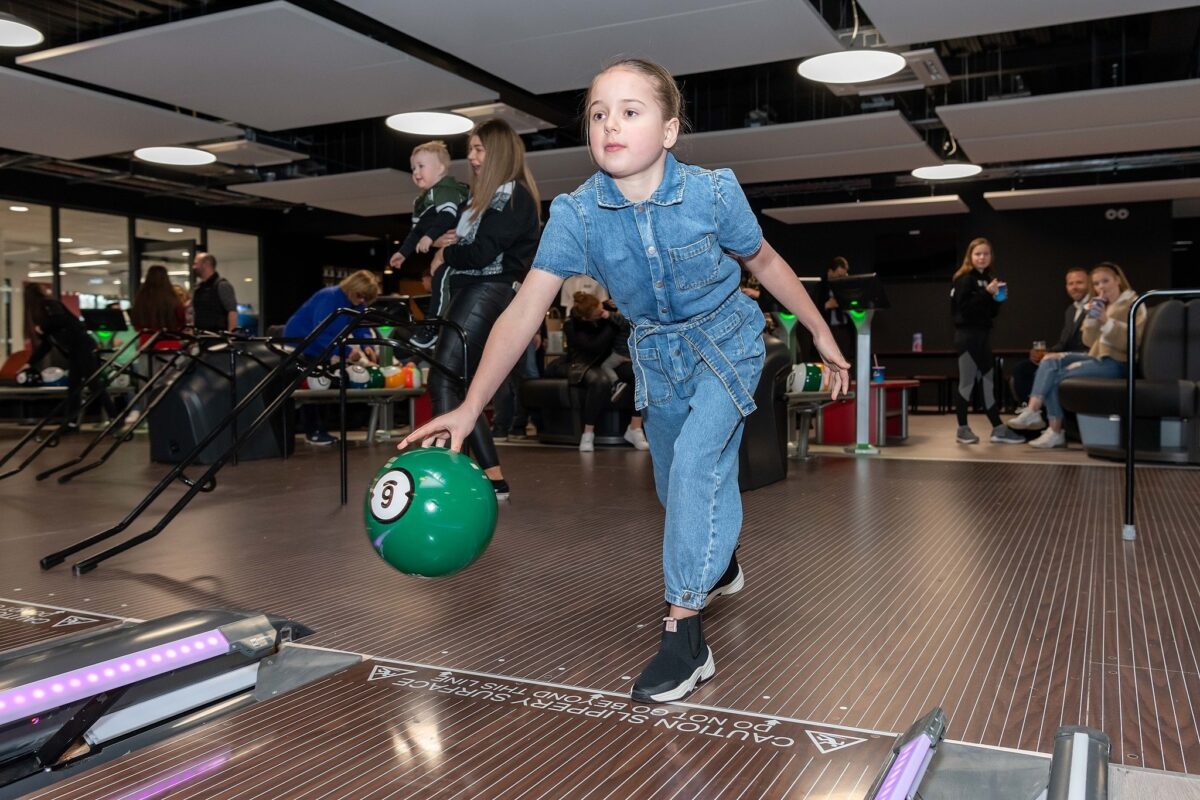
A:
[704,565,744,608]
[636,648,716,704]
[990,435,1026,445]
[956,436,979,444]
[1007,417,1047,431]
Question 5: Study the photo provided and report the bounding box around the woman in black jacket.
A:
[427,119,541,500]
[23,284,116,429]
[950,238,1024,445]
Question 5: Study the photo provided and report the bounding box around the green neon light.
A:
[848,310,867,323]
[778,313,796,321]
[377,326,394,338]
[95,330,114,342]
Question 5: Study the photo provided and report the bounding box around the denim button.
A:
[647,246,657,256]
[660,307,668,313]
[655,281,663,288]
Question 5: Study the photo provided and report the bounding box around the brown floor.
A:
[2,428,1199,784]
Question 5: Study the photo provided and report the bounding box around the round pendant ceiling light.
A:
[797,50,905,84]
[911,163,983,181]
[134,146,217,166]
[385,112,474,136]
[0,13,44,47]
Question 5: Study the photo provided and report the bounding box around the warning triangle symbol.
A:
[53,615,97,627]
[368,664,415,682]
[806,729,867,754]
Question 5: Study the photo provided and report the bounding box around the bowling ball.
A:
[364,448,497,577]
[382,366,403,389]
[786,362,829,393]
[346,364,370,387]
[367,366,385,389]
[41,367,68,387]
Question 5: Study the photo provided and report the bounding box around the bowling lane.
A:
[25,657,893,800]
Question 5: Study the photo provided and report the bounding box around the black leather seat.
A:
[738,335,791,492]
[521,334,794,489]
[519,374,624,445]
[1059,299,1200,462]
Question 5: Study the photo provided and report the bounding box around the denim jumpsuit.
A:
[533,153,766,610]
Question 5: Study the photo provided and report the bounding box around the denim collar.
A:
[595,152,686,209]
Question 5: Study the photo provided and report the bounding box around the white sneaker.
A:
[1029,429,1066,449]
[579,432,595,452]
[1008,406,1047,431]
[623,426,649,450]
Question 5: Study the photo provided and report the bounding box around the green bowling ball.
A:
[364,448,497,577]
[367,366,385,388]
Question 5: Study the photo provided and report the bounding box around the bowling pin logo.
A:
[369,468,415,523]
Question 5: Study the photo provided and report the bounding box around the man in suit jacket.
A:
[1011,267,1091,405]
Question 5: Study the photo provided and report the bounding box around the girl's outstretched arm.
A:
[742,239,852,398]
[399,269,563,451]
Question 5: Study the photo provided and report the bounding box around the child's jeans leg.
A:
[642,370,745,611]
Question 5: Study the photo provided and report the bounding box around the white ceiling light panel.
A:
[0,66,234,160]
[763,195,968,224]
[337,0,841,93]
[858,0,1198,47]
[17,1,497,131]
[938,79,1200,164]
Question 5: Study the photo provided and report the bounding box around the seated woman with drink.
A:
[1005,262,1145,449]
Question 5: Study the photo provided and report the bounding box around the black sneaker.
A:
[305,432,338,446]
[632,614,715,703]
[507,430,527,441]
[491,479,510,501]
[704,553,744,608]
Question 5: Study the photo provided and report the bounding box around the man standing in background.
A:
[191,251,238,332]
[818,256,855,362]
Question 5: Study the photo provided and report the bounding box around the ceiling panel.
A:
[522,113,937,198]
[763,195,968,224]
[984,178,1200,210]
[230,169,420,217]
[230,114,935,216]
[17,1,497,132]
[339,0,841,94]
[0,66,235,160]
[938,80,1200,163]
[859,0,1198,46]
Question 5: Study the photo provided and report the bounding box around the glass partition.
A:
[135,218,201,291]
[58,208,130,310]
[206,229,261,334]
[0,201,52,356]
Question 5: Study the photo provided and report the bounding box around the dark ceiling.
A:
[2,0,1199,215]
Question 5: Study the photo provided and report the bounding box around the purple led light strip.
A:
[0,629,229,728]
[876,734,933,800]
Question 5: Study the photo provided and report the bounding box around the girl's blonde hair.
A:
[466,119,541,221]
[1091,262,1134,294]
[584,57,689,149]
[339,270,380,305]
[412,140,450,168]
[953,237,992,281]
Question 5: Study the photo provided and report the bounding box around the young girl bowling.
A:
[402,58,850,703]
